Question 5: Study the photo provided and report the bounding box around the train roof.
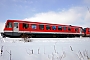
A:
[6,19,82,28]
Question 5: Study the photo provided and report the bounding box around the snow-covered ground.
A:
[0,36,90,60]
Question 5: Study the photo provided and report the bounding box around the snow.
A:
[0,37,90,60]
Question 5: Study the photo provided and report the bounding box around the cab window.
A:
[6,22,12,28]
[31,24,37,29]
[39,24,44,30]
[14,23,18,28]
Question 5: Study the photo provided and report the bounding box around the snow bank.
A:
[0,38,90,60]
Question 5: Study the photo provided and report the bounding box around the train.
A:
[1,20,90,38]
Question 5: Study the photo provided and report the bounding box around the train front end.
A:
[1,20,20,38]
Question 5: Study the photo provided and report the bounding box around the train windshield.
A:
[6,22,12,28]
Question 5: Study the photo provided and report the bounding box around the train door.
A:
[79,28,83,37]
[79,28,82,34]
[13,22,19,32]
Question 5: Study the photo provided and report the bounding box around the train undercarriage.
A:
[1,32,81,38]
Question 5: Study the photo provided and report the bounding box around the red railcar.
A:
[1,20,84,38]
[83,28,90,37]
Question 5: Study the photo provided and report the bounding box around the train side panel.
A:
[1,20,85,38]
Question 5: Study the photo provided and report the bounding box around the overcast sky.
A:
[0,0,90,32]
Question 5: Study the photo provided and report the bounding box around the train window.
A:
[68,27,71,31]
[23,23,29,29]
[6,22,12,28]
[39,24,44,30]
[64,27,67,30]
[31,24,37,29]
[46,25,51,30]
[58,26,62,30]
[14,23,18,28]
[75,28,78,32]
[52,26,56,30]
[88,29,90,32]
[83,28,86,33]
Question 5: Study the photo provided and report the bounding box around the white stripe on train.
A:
[4,30,84,34]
